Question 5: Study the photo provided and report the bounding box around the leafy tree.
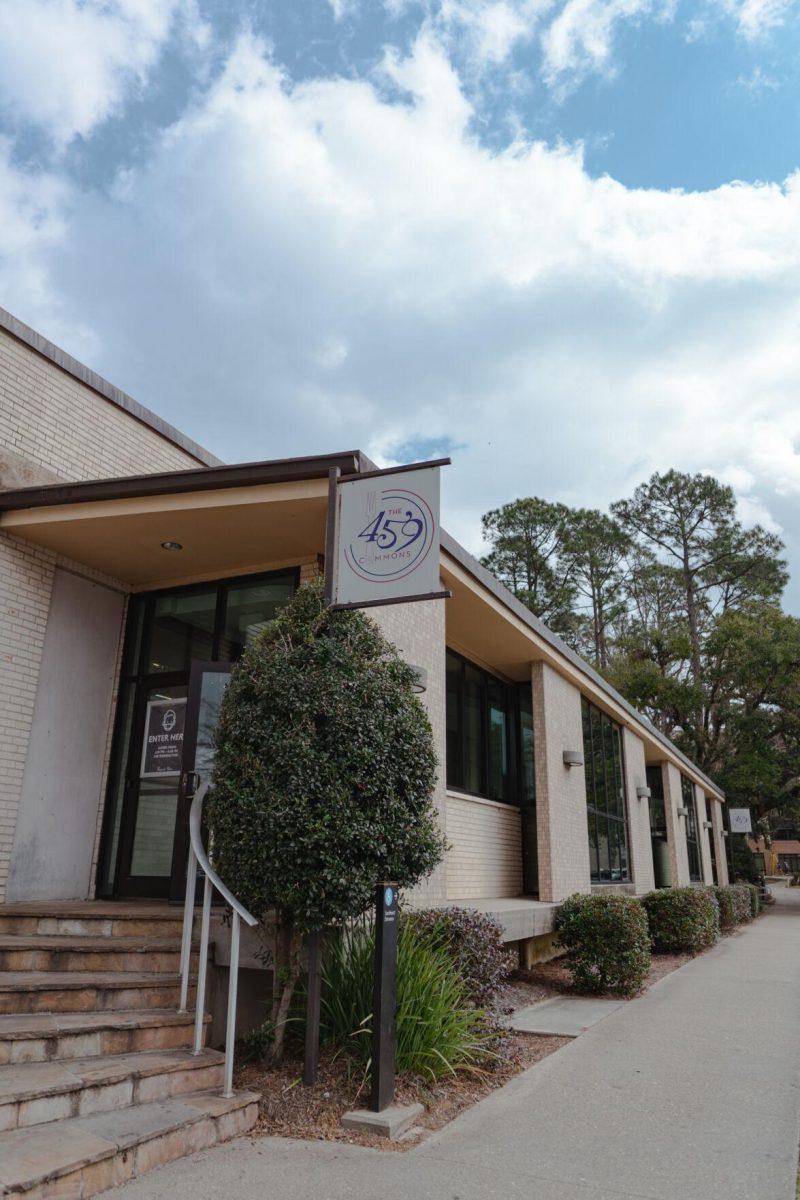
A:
[208,579,445,1061]
[562,509,631,668]
[611,471,786,685]
[480,497,577,631]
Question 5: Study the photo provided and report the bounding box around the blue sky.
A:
[1,0,799,607]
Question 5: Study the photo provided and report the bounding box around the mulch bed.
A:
[236,1030,569,1152]
[517,949,696,997]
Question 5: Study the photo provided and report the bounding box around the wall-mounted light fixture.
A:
[160,540,183,552]
[636,785,651,800]
[677,807,690,818]
[563,750,584,768]
[702,820,713,830]
[409,665,428,694]
[721,830,729,838]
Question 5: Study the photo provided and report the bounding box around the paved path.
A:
[107,884,800,1200]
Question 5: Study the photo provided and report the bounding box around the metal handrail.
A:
[178,779,258,1098]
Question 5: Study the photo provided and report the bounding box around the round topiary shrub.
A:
[556,893,651,997]
[404,906,516,1007]
[642,887,719,953]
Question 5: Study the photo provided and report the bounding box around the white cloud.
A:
[727,0,795,37]
[0,0,203,146]
[4,32,800,600]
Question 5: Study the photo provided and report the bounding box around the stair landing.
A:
[0,900,259,1198]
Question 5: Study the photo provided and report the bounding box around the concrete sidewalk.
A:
[106,884,800,1200]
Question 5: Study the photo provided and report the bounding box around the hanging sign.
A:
[328,460,450,610]
[728,808,753,834]
[140,697,186,778]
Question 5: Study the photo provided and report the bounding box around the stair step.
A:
[0,1010,209,1065]
[0,936,195,974]
[0,904,186,939]
[0,974,194,1015]
[0,1090,259,1198]
[0,1047,225,1131]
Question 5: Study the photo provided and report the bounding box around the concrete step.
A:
[0,1047,225,1132]
[0,1089,259,1199]
[0,903,186,940]
[0,1009,209,1065]
[0,936,194,974]
[0,973,195,1015]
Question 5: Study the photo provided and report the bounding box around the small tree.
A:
[207,579,445,1061]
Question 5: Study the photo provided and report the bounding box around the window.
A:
[646,765,667,839]
[445,649,533,806]
[682,775,702,882]
[581,697,630,882]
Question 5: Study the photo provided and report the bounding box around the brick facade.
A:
[0,326,208,901]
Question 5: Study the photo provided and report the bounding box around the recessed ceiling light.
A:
[161,540,183,552]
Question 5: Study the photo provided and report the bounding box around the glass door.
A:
[168,661,232,903]
[100,568,297,900]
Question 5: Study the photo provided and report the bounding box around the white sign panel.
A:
[332,466,443,608]
[728,808,753,834]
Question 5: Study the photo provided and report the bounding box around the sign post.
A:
[371,883,398,1113]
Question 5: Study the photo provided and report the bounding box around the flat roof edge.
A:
[0,451,366,511]
[0,306,220,468]
[440,529,724,800]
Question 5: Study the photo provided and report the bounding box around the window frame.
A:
[445,647,532,806]
[681,774,702,882]
[581,696,631,883]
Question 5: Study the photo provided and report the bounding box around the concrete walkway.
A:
[105,884,800,1200]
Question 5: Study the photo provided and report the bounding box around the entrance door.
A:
[100,569,298,900]
[168,661,232,903]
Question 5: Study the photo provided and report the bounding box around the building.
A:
[0,304,728,937]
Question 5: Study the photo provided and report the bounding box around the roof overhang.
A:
[0,452,363,589]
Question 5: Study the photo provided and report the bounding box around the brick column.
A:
[712,801,729,884]
[623,728,655,894]
[696,786,714,884]
[663,762,690,886]
[531,661,591,902]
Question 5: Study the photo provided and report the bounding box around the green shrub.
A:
[731,883,754,922]
[642,887,719,953]
[556,893,651,997]
[743,882,760,918]
[404,907,515,1006]
[319,920,499,1080]
[710,886,735,929]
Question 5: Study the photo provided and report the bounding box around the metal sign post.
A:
[370,882,398,1113]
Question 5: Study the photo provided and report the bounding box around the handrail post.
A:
[179,851,198,1013]
[193,871,212,1055]
[223,910,241,1098]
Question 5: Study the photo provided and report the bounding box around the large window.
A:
[682,774,702,882]
[445,649,534,806]
[581,697,630,882]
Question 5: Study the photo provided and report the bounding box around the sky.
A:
[1,0,800,607]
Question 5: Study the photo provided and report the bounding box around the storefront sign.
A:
[329,461,449,609]
[140,697,186,778]
[728,808,753,834]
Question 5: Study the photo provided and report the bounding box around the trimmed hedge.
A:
[642,887,719,954]
[556,893,651,997]
[404,907,515,1007]
[731,883,755,922]
[710,886,736,929]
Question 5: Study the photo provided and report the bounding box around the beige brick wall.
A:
[532,661,591,902]
[445,793,522,899]
[369,594,447,904]
[0,329,206,901]
[623,727,655,894]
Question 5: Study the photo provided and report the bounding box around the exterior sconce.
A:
[721,830,729,838]
[409,665,427,694]
[563,750,584,768]
[702,820,713,830]
[636,786,651,800]
[677,807,690,818]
